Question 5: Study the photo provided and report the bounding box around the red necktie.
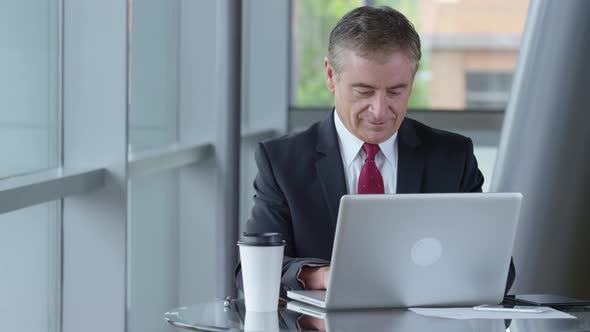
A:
[357,143,384,194]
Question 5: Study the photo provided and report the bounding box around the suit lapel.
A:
[313,114,424,220]
[315,112,348,226]
[396,118,425,193]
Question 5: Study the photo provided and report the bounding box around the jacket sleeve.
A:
[234,142,329,298]
[459,137,485,193]
[458,137,516,293]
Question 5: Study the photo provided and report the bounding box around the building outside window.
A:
[292,0,530,111]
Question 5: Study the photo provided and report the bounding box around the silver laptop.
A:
[287,193,522,309]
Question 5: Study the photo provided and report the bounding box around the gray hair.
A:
[328,6,422,76]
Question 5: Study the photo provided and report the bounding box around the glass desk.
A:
[164,299,590,331]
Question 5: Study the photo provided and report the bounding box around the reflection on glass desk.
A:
[164,299,590,332]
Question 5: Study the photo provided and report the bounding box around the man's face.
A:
[325,50,415,144]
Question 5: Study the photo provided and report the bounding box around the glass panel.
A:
[0,1,60,331]
[0,202,60,332]
[128,0,180,153]
[0,1,60,178]
[128,170,179,332]
[292,0,530,110]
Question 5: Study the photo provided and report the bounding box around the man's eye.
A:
[387,90,402,97]
[354,90,373,96]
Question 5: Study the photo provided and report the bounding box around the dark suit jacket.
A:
[235,112,515,295]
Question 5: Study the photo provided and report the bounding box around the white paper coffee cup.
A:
[238,233,285,312]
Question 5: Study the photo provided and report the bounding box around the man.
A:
[236,6,514,295]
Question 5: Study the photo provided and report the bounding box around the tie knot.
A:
[362,143,380,161]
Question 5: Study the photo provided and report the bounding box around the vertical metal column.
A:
[493,0,590,298]
[215,0,241,299]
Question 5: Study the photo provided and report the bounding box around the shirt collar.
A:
[379,131,398,166]
[334,111,398,167]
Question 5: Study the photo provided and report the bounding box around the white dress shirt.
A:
[334,112,398,194]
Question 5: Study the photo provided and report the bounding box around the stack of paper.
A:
[409,307,576,320]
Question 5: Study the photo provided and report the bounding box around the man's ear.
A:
[324,57,336,93]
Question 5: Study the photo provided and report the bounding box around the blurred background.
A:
[1,1,589,332]
[293,0,528,110]
[291,0,529,192]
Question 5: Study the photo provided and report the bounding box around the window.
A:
[0,2,60,331]
[291,0,364,107]
[291,0,530,110]
[0,1,60,178]
[0,203,60,332]
[465,71,513,110]
[291,0,530,191]
[0,1,288,332]
[127,1,180,332]
[128,0,179,153]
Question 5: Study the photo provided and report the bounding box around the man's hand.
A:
[298,265,330,290]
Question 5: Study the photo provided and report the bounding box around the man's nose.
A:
[369,93,388,119]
